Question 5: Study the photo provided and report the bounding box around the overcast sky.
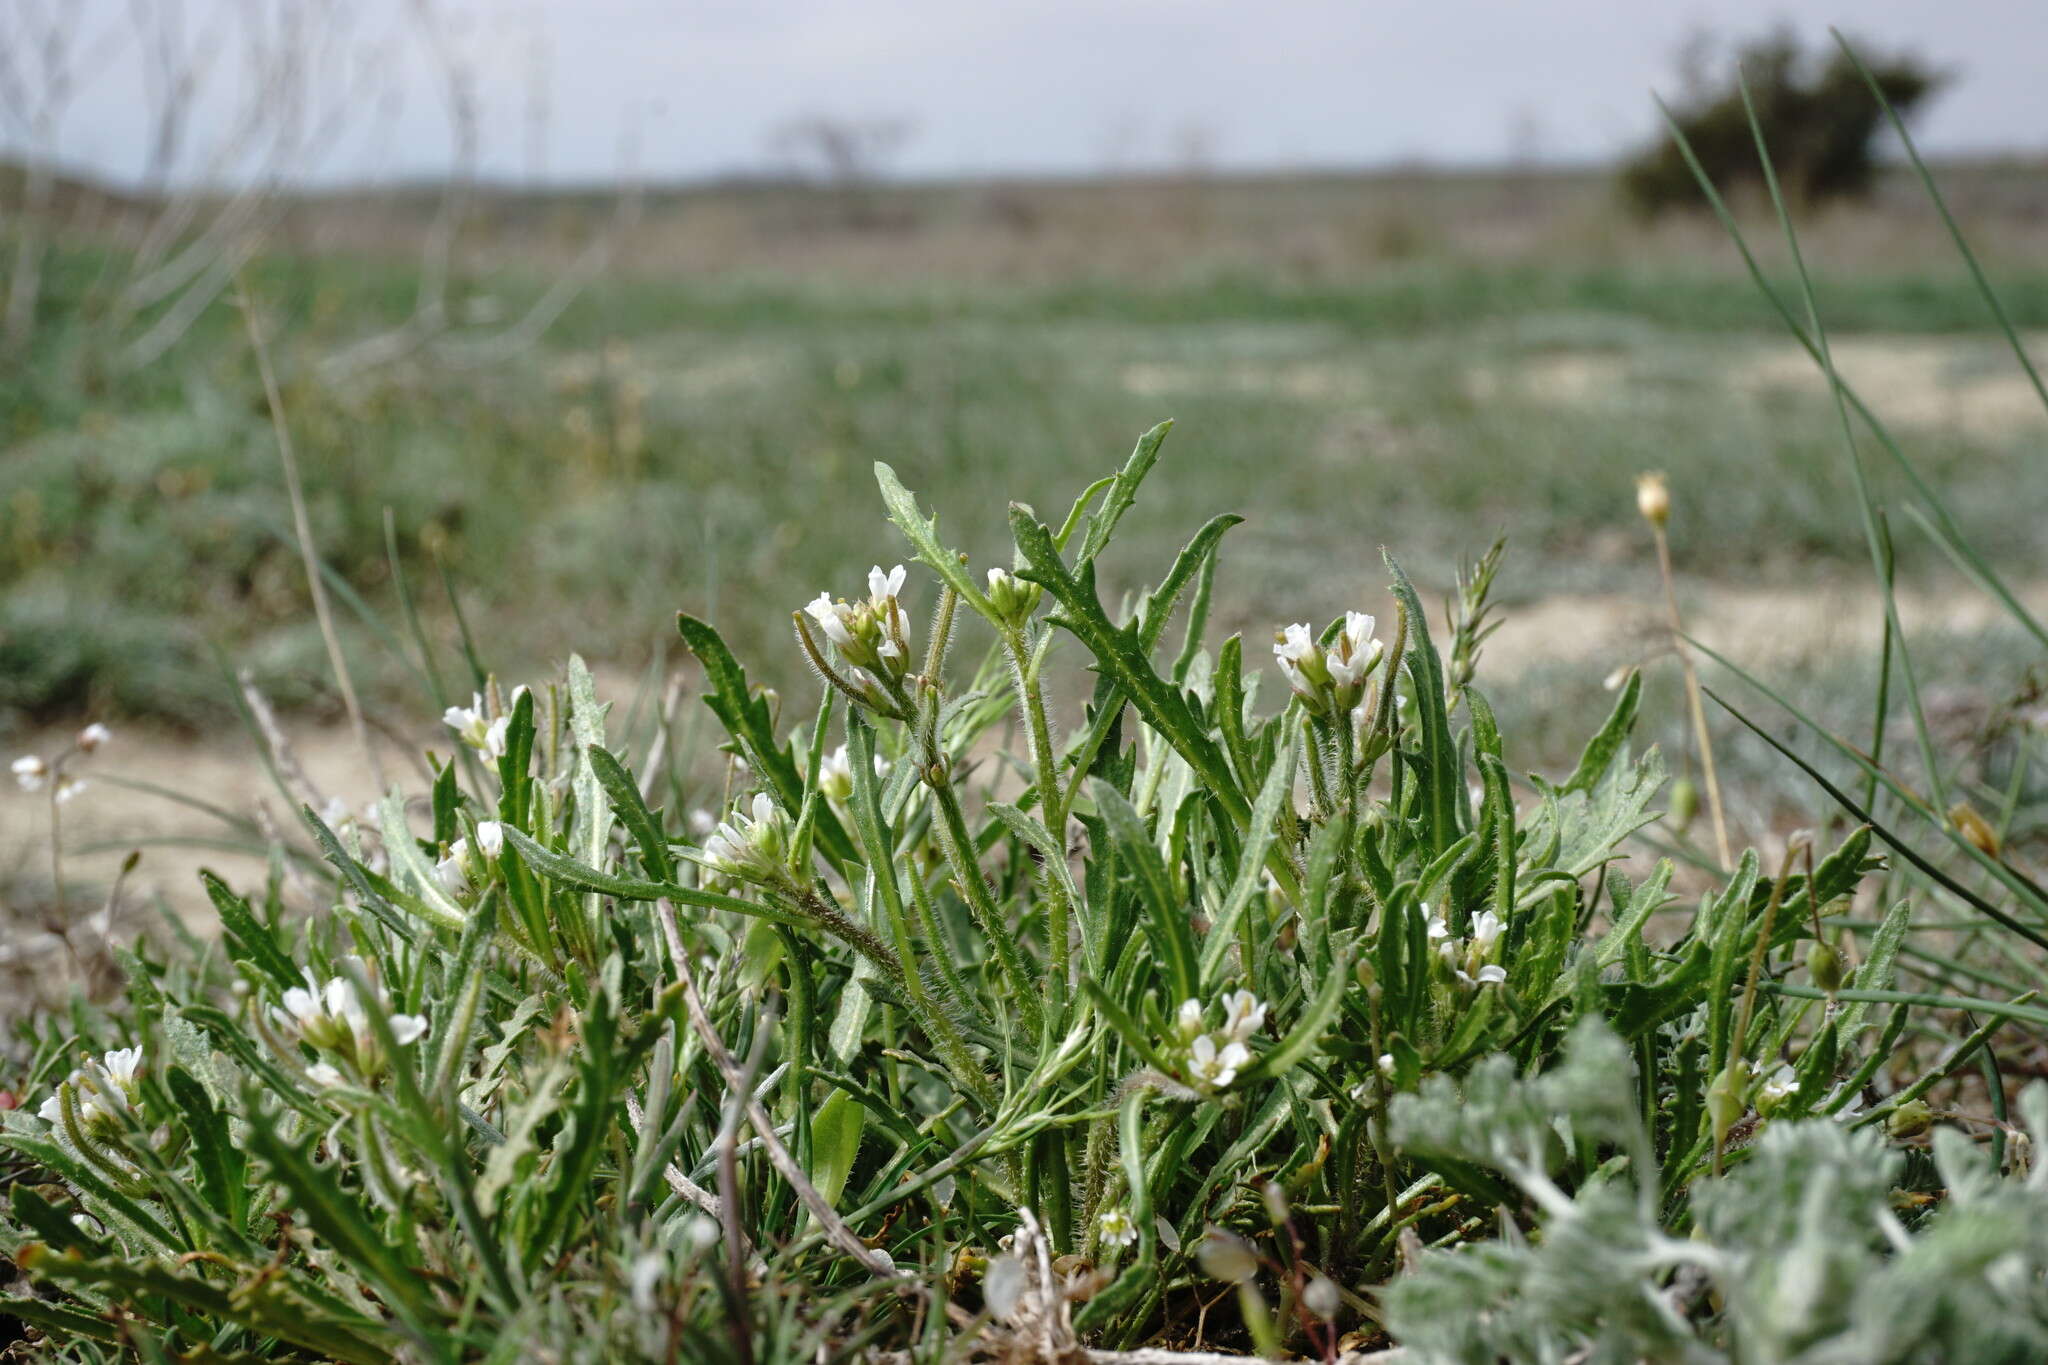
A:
[16,0,2048,187]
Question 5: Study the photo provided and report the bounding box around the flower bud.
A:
[1667,777,1699,831]
[1259,1179,1290,1227]
[76,723,112,753]
[1196,1227,1258,1284]
[11,755,47,792]
[1948,801,2000,857]
[1302,1273,1340,1323]
[1887,1098,1934,1139]
[1707,1058,1749,1149]
[984,566,1042,628]
[1806,936,1845,995]
[1636,472,1671,528]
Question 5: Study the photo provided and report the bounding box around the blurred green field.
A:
[4,171,2046,791]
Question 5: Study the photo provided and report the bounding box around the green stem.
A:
[1007,626,1072,1025]
[929,778,1045,1040]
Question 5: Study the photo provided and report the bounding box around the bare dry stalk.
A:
[236,282,388,793]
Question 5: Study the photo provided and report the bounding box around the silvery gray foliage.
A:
[1387,1024,2048,1364]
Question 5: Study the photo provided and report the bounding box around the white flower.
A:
[1220,990,1267,1043]
[443,694,509,758]
[869,563,906,602]
[1422,905,1449,941]
[1175,998,1205,1040]
[12,755,47,792]
[1272,623,1321,701]
[99,1046,144,1093]
[475,821,505,859]
[54,776,89,805]
[1096,1207,1140,1248]
[272,965,425,1077]
[306,1062,345,1088]
[818,745,855,801]
[1325,612,1382,692]
[1758,1064,1797,1110]
[699,792,790,884]
[39,1048,143,1133]
[1474,964,1507,987]
[1378,1052,1397,1077]
[1469,910,1504,955]
[1273,613,1381,714]
[435,838,475,894]
[1187,1034,1251,1090]
[805,592,855,648]
[76,723,112,753]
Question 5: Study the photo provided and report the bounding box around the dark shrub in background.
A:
[1622,29,1942,217]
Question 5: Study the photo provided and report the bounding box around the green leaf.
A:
[677,612,857,863]
[809,1088,866,1210]
[874,461,990,615]
[1093,781,1198,1008]
[16,1245,397,1365]
[1562,669,1642,795]
[377,792,469,933]
[1201,741,1296,988]
[496,824,815,930]
[240,1094,439,1337]
[1385,551,1461,854]
[1077,420,1173,567]
[0,1292,122,1346]
[1136,513,1242,656]
[496,685,537,826]
[588,745,674,882]
[0,1135,183,1253]
[199,870,300,991]
[1237,951,1349,1086]
[165,1066,247,1236]
[1012,504,1247,824]
[1080,978,1179,1077]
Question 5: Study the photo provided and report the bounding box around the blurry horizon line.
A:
[12,142,2048,202]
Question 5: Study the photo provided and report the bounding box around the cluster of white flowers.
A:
[443,693,512,759]
[801,565,914,709]
[699,793,793,885]
[1273,612,1383,717]
[1096,1207,1140,1249]
[1425,904,1507,989]
[272,965,427,1082]
[434,821,505,896]
[12,723,112,802]
[38,1046,144,1134]
[1175,989,1268,1092]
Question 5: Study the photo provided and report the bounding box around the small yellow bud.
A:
[1636,472,1671,528]
[1948,801,2000,857]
